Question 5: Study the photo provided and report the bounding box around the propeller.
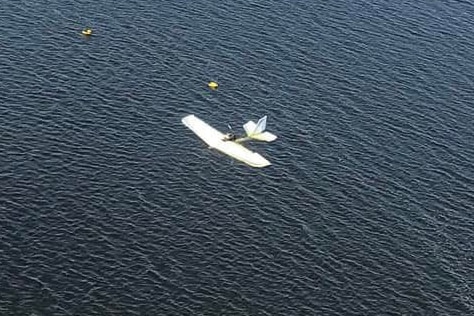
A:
[225,124,238,141]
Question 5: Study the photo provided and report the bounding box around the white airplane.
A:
[182,114,277,168]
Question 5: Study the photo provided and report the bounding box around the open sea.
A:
[1,0,473,315]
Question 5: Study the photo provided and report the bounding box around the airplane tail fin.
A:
[243,116,277,142]
[254,116,267,134]
[244,116,267,136]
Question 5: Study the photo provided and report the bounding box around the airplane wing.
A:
[182,115,271,168]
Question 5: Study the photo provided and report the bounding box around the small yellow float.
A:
[82,28,93,36]
[208,81,219,90]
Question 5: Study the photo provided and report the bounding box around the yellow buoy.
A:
[82,28,93,36]
[208,81,219,90]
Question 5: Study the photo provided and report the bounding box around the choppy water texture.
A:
[1,0,473,315]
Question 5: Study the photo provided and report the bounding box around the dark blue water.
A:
[1,0,473,315]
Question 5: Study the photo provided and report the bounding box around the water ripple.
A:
[1,0,474,315]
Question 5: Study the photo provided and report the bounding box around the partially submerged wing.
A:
[182,115,271,168]
[182,114,223,148]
